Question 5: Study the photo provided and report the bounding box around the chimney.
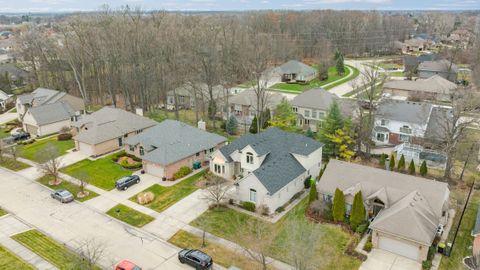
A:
[135,108,144,116]
[198,120,206,131]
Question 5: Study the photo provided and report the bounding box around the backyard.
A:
[191,198,361,270]
[131,170,206,213]
[106,204,155,228]
[37,175,99,202]
[0,157,31,171]
[269,65,356,94]
[17,137,75,163]
[61,152,133,190]
[0,245,35,270]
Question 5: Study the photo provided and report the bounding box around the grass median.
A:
[37,175,99,202]
[0,157,30,171]
[0,245,35,270]
[106,204,154,228]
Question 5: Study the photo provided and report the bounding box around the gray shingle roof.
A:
[376,100,433,125]
[229,89,284,110]
[384,75,457,94]
[124,120,227,166]
[425,106,452,141]
[73,107,157,145]
[276,60,317,77]
[291,88,358,117]
[27,100,75,125]
[418,59,458,73]
[17,88,61,105]
[220,128,323,194]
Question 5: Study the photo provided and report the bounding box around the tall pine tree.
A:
[226,114,238,135]
[349,191,366,231]
[420,160,428,177]
[308,180,318,204]
[249,116,258,134]
[408,159,416,175]
[397,154,406,171]
[389,153,396,171]
[332,188,345,222]
[319,101,345,157]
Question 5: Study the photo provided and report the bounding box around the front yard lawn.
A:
[61,152,133,190]
[169,230,269,269]
[12,229,97,270]
[0,157,31,171]
[0,245,35,270]
[191,198,360,269]
[17,137,75,163]
[37,175,99,202]
[106,204,154,228]
[131,170,206,213]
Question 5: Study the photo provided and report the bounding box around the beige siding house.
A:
[383,75,457,102]
[318,160,450,262]
[124,120,226,180]
[73,107,156,157]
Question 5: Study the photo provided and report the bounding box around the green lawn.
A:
[61,152,133,190]
[378,62,403,70]
[439,189,480,270]
[0,157,31,171]
[12,230,85,269]
[169,230,270,269]
[191,198,360,269]
[131,170,206,213]
[270,66,351,93]
[37,175,99,202]
[106,204,154,228]
[0,207,7,217]
[388,71,405,77]
[17,137,75,163]
[0,120,20,139]
[323,65,360,90]
[0,245,35,270]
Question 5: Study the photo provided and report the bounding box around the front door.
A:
[118,137,123,147]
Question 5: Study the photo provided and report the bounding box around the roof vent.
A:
[410,202,415,207]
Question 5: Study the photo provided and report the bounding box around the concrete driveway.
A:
[360,249,421,270]
[0,112,16,125]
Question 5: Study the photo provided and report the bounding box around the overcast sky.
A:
[1,0,479,13]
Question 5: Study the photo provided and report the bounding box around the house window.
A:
[204,150,207,154]
[380,119,388,126]
[210,148,214,152]
[305,110,310,118]
[124,134,128,138]
[323,194,332,203]
[129,145,134,152]
[246,152,254,164]
[292,107,298,112]
[376,133,387,142]
[196,152,200,157]
[222,165,225,174]
[318,111,325,119]
[139,146,144,156]
[249,189,257,203]
[399,125,412,134]
[214,164,221,174]
[399,134,411,142]
[312,110,317,119]
[118,137,123,146]
[136,129,143,134]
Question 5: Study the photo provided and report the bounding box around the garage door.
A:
[378,236,419,261]
[77,142,94,157]
[24,124,38,137]
[145,162,165,178]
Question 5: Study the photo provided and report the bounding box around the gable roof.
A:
[0,90,9,101]
[424,106,452,141]
[124,120,227,166]
[418,59,458,73]
[383,75,457,95]
[276,60,317,77]
[220,128,323,194]
[27,100,76,125]
[376,100,433,125]
[291,88,358,117]
[229,89,284,110]
[73,107,157,145]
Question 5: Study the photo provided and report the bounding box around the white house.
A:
[0,90,12,110]
[210,128,323,213]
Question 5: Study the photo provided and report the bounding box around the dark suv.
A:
[178,249,213,270]
[115,175,140,190]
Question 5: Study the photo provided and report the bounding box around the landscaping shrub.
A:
[422,260,432,270]
[173,166,192,180]
[289,191,304,204]
[408,159,416,175]
[379,154,386,168]
[304,176,312,189]
[355,223,368,234]
[258,204,270,216]
[420,160,428,177]
[397,154,406,171]
[275,206,285,213]
[18,139,35,145]
[308,181,318,204]
[349,191,366,231]
[332,188,345,222]
[242,201,256,212]
[389,153,395,171]
[363,236,373,252]
[119,158,142,169]
[57,133,72,141]
[111,151,126,162]
[137,192,155,205]
[427,245,436,260]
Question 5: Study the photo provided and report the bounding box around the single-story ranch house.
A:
[73,107,156,157]
[275,60,317,84]
[125,119,227,180]
[210,128,323,213]
[318,159,450,262]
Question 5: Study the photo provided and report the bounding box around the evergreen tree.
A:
[420,160,428,177]
[249,116,258,134]
[308,179,318,204]
[335,50,345,76]
[397,154,406,171]
[319,101,345,157]
[261,109,271,129]
[408,159,416,175]
[349,191,366,231]
[379,154,386,168]
[332,188,345,222]
[389,153,395,171]
[306,128,314,138]
[226,114,238,135]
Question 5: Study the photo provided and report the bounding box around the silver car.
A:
[51,189,74,203]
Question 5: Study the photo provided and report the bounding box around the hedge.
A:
[242,201,256,212]
[173,166,192,180]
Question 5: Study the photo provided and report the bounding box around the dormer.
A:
[239,145,267,173]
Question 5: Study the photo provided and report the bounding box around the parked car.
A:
[3,131,30,144]
[178,249,213,270]
[50,189,74,203]
[115,175,140,191]
[115,260,142,270]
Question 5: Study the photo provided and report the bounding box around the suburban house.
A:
[448,29,474,48]
[291,88,358,132]
[16,88,85,120]
[0,89,12,110]
[210,128,323,213]
[403,54,439,74]
[275,60,317,84]
[317,159,450,262]
[165,83,225,110]
[124,119,227,180]
[383,75,458,102]
[372,100,450,146]
[417,59,458,82]
[73,107,156,157]
[22,100,80,137]
[394,143,447,169]
[229,89,284,130]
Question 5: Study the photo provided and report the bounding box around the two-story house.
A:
[291,88,358,132]
[210,128,323,213]
[418,59,458,82]
[373,100,450,146]
[165,83,226,111]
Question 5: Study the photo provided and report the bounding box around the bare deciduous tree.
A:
[37,143,62,185]
[202,173,230,208]
[69,238,106,270]
[285,217,323,270]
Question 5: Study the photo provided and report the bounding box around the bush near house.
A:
[363,235,373,252]
[242,201,256,212]
[332,188,345,222]
[349,191,366,231]
[173,166,192,180]
[389,153,395,171]
[420,160,428,176]
[57,133,72,141]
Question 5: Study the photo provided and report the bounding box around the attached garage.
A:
[378,236,420,261]
[77,141,95,157]
[23,123,38,137]
[145,162,165,178]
